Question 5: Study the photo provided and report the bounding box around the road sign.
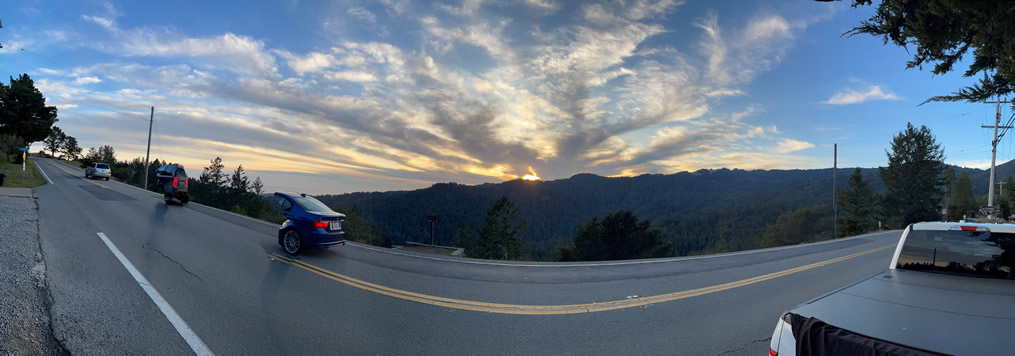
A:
[19,147,29,151]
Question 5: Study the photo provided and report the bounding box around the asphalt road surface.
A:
[31,158,901,355]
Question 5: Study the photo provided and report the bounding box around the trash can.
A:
[0,173,6,186]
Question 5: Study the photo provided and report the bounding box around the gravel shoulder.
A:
[0,195,67,355]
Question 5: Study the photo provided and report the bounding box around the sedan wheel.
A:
[283,230,302,255]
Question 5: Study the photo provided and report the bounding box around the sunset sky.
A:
[1,0,1008,194]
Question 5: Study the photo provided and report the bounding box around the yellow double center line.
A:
[267,243,895,315]
[49,160,109,189]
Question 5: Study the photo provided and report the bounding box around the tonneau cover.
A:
[787,269,1015,355]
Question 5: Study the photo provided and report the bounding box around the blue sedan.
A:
[274,192,346,255]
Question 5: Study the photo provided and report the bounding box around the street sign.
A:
[19,147,29,151]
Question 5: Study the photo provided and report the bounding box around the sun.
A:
[522,166,541,181]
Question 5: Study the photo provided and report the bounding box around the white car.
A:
[85,162,111,181]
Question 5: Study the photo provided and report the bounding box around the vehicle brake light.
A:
[173,176,178,187]
[184,177,188,186]
[313,219,329,229]
[769,348,778,356]
[960,226,976,231]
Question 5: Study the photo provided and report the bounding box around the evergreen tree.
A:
[837,168,879,237]
[879,123,945,227]
[558,210,670,261]
[847,1,1015,101]
[1004,176,1015,205]
[0,74,58,143]
[474,196,525,260]
[942,168,957,209]
[946,172,977,221]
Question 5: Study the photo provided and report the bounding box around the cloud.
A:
[276,51,336,75]
[74,76,102,85]
[42,1,833,192]
[825,85,901,105]
[774,139,815,154]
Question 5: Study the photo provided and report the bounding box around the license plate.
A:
[330,222,340,230]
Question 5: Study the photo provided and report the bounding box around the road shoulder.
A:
[0,194,67,355]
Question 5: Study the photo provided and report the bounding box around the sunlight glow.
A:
[522,166,541,181]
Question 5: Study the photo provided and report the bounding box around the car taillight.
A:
[184,177,188,186]
[173,176,178,187]
[313,219,328,229]
[769,348,778,356]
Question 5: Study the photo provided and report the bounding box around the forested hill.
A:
[314,162,1007,258]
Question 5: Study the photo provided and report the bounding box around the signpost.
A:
[19,146,29,172]
[426,215,438,246]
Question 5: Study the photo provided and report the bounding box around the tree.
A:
[1004,176,1015,206]
[96,145,116,163]
[201,157,227,188]
[252,176,264,196]
[558,210,671,261]
[762,204,835,247]
[43,126,64,157]
[474,196,525,260]
[230,164,250,194]
[62,136,81,160]
[942,168,957,209]
[846,1,1015,102]
[0,74,58,143]
[879,123,945,227]
[946,171,978,221]
[837,168,879,237]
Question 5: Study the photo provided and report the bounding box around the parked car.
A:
[769,222,1015,355]
[154,163,189,204]
[85,162,111,180]
[274,192,345,255]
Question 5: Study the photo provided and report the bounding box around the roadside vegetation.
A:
[0,155,46,188]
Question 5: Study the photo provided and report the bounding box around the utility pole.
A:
[983,97,1012,216]
[833,143,837,240]
[143,106,154,191]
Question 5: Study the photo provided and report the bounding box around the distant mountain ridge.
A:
[314,160,1013,258]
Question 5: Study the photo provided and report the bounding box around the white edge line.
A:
[96,232,214,356]
[346,230,902,268]
[35,159,53,184]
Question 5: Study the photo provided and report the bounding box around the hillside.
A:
[314,160,1013,259]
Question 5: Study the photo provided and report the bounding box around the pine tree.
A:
[947,172,977,221]
[837,168,879,237]
[879,123,945,227]
[475,196,525,260]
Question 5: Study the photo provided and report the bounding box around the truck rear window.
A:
[897,229,1014,280]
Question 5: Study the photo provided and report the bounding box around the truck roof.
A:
[911,221,1015,233]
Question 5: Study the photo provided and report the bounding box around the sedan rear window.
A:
[96,163,110,169]
[292,196,332,213]
[897,229,1014,280]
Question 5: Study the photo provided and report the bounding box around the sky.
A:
[1,0,1011,194]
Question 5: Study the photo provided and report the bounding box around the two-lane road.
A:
[32,158,900,355]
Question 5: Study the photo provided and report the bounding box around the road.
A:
[31,158,901,355]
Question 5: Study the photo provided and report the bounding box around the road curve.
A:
[31,158,901,355]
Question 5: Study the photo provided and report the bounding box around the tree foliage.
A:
[44,126,64,157]
[558,210,671,261]
[761,204,835,247]
[473,196,525,260]
[879,123,945,227]
[837,167,880,237]
[946,171,978,221]
[0,74,58,143]
[62,136,81,159]
[847,0,1015,102]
